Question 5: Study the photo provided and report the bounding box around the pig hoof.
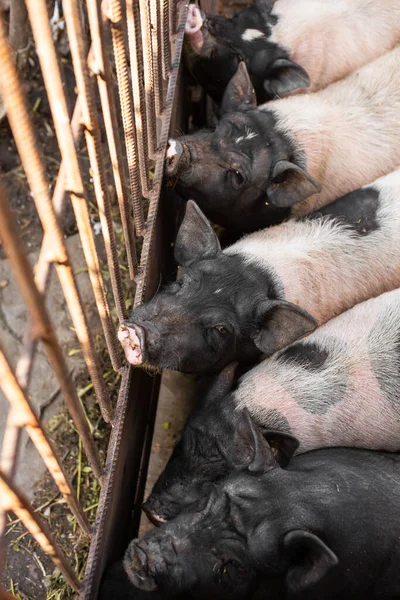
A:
[118,324,143,365]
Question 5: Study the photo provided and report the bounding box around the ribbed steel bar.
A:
[0,345,91,534]
[105,0,146,235]
[160,0,171,81]
[61,0,126,323]
[86,0,137,281]
[135,1,188,307]
[0,588,17,600]
[0,410,21,479]
[0,180,102,478]
[124,0,150,194]
[138,0,157,156]
[0,13,113,423]
[170,0,177,37]
[24,0,122,372]
[150,0,163,116]
[0,470,81,591]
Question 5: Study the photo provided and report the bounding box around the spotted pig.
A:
[143,287,400,523]
[119,169,400,373]
[166,47,400,233]
[184,0,400,104]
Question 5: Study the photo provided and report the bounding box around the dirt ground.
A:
[0,39,123,599]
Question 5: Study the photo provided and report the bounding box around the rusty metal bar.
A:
[161,0,171,81]
[0,345,91,535]
[14,103,82,403]
[170,0,177,37]
[124,0,150,194]
[86,0,137,281]
[0,180,102,478]
[0,588,17,600]
[150,0,163,116]
[24,0,123,372]
[0,470,81,591]
[135,1,189,306]
[0,13,113,423]
[105,0,146,236]
[138,0,157,156]
[61,0,126,323]
[0,410,21,480]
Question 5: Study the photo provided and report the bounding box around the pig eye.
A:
[215,325,228,336]
[228,170,245,190]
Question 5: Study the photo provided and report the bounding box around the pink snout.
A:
[118,323,143,365]
[185,4,204,53]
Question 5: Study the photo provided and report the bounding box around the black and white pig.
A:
[184,0,400,104]
[119,169,400,373]
[126,447,400,600]
[166,47,400,233]
[143,287,400,523]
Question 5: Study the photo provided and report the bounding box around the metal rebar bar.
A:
[124,0,150,194]
[150,0,163,116]
[135,1,188,307]
[138,0,157,157]
[160,0,171,81]
[0,13,114,424]
[0,410,21,480]
[86,0,137,281]
[0,180,102,478]
[0,470,81,591]
[0,587,22,600]
[170,0,177,37]
[61,0,126,324]
[24,0,122,371]
[0,346,91,535]
[105,0,146,235]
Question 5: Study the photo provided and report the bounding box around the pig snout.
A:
[142,500,168,527]
[165,139,187,176]
[185,4,205,53]
[118,322,145,366]
[124,540,158,592]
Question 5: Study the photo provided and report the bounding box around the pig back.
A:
[233,288,400,454]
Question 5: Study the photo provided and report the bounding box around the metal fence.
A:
[0,0,188,595]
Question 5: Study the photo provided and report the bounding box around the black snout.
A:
[165,139,186,176]
[142,501,167,527]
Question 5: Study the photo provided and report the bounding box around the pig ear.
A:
[234,408,278,472]
[267,160,321,207]
[207,362,238,400]
[174,200,221,266]
[261,430,299,467]
[254,300,317,355]
[221,61,257,114]
[284,530,338,592]
[264,58,310,98]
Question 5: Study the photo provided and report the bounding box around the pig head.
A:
[143,363,298,524]
[125,440,340,600]
[184,2,310,105]
[165,62,320,233]
[118,201,316,373]
[126,447,400,599]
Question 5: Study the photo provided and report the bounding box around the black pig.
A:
[126,445,400,599]
[142,363,298,525]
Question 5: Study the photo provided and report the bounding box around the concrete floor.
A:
[0,233,101,497]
